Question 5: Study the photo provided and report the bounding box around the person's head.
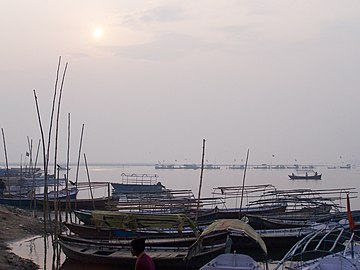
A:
[130,238,146,256]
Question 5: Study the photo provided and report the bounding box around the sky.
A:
[1,0,360,166]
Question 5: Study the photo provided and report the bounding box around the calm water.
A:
[10,164,360,269]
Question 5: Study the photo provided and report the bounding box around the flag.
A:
[347,193,355,232]
[26,152,30,157]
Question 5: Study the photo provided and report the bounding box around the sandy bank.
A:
[0,205,45,270]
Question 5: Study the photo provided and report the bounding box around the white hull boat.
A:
[199,253,264,270]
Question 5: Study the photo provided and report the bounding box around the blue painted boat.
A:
[111,173,166,194]
[0,187,78,209]
[111,182,165,194]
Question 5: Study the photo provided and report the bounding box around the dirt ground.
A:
[0,205,45,270]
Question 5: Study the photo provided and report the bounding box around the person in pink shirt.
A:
[130,238,156,270]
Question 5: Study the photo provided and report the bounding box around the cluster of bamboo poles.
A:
[29,56,94,268]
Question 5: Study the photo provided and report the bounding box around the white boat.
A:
[199,253,264,270]
[274,225,360,270]
[291,245,360,270]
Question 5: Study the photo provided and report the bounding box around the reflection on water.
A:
[11,235,139,270]
[10,235,65,269]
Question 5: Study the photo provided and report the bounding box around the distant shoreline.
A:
[2,162,355,168]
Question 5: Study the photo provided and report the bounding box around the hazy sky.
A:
[1,0,360,165]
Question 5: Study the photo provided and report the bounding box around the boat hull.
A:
[60,240,225,270]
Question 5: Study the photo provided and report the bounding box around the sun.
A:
[93,27,104,39]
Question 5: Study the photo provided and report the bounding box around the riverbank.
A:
[0,205,45,270]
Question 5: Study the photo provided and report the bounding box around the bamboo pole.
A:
[196,139,206,223]
[74,124,85,211]
[53,61,68,249]
[84,153,95,210]
[44,56,62,233]
[26,137,37,214]
[53,61,68,189]
[1,128,9,177]
[239,149,250,219]
[65,113,71,222]
[107,182,111,206]
[34,139,40,173]
[33,89,48,232]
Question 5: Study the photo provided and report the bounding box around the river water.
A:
[9,164,360,269]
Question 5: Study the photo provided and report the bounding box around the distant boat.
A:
[111,173,166,194]
[339,164,351,169]
[155,164,201,170]
[288,170,322,180]
[228,165,245,170]
[111,181,166,194]
[204,164,220,170]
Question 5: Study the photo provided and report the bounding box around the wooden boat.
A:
[288,170,322,180]
[19,175,66,187]
[58,228,227,248]
[73,209,93,224]
[0,196,36,208]
[60,219,267,269]
[111,182,166,194]
[210,185,351,223]
[60,220,230,269]
[212,202,287,220]
[0,187,78,209]
[111,173,166,194]
[245,187,356,221]
[0,167,41,177]
[243,214,312,230]
[107,184,288,224]
[60,240,225,270]
[199,253,265,270]
[58,233,197,248]
[63,222,197,240]
[36,196,115,210]
[73,210,199,234]
[243,204,334,225]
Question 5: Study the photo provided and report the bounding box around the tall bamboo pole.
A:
[33,90,48,232]
[26,137,36,213]
[196,139,206,223]
[33,139,41,216]
[1,128,9,176]
[65,113,71,222]
[53,61,68,189]
[74,124,85,210]
[43,56,62,230]
[53,61,68,247]
[84,153,95,210]
[34,139,40,171]
[239,149,250,219]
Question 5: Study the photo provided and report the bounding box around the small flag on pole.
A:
[347,193,355,232]
[26,152,30,157]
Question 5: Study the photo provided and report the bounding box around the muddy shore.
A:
[0,205,46,270]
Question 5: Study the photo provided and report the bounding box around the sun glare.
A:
[93,27,103,39]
